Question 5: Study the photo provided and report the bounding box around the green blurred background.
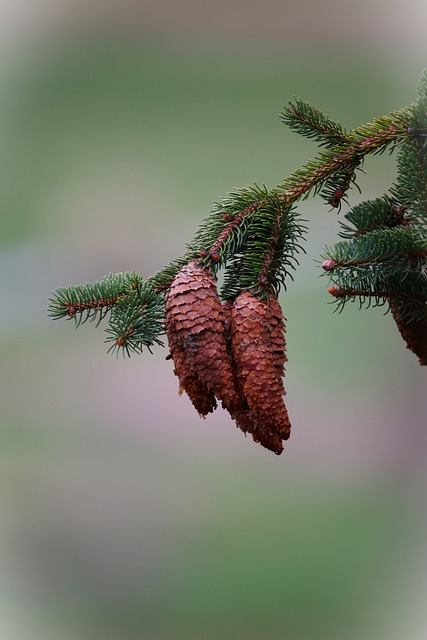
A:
[0,1,426,638]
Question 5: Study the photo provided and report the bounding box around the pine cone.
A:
[165,261,245,418]
[222,299,267,445]
[166,264,290,454]
[269,296,288,374]
[231,291,291,450]
[166,329,217,417]
[389,298,427,365]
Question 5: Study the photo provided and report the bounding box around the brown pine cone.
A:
[222,298,284,454]
[389,298,427,365]
[231,291,291,449]
[166,328,217,417]
[268,296,288,375]
[165,261,246,419]
[166,263,289,454]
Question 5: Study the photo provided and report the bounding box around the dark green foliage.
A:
[220,195,305,300]
[280,98,350,148]
[391,138,427,229]
[324,227,426,270]
[48,272,165,355]
[196,185,268,269]
[389,73,427,229]
[338,197,404,239]
[323,75,427,333]
[48,272,142,326]
[326,266,427,322]
[105,281,165,357]
[278,108,409,205]
[325,216,427,324]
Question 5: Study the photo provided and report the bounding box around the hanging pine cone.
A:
[389,298,427,365]
[165,261,246,420]
[221,299,268,447]
[166,263,291,454]
[231,291,291,451]
[268,296,288,375]
[165,329,217,417]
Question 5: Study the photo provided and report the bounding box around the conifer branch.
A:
[49,73,427,370]
[338,197,406,239]
[280,110,409,204]
[281,98,352,147]
[48,272,142,326]
[47,72,427,453]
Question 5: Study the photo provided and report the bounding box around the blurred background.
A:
[0,1,426,638]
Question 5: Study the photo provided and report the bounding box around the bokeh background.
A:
[0,1,426,638]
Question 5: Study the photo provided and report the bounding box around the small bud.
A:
[210,251,220,263]
[328,189,344,209]
[328,286,341,297]
[322,258,337,271]
[67,306,77,317]
[116,336,126,347]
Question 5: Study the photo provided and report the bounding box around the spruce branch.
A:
[141,109,409,304]
[391,136,427,229]
[322,226,427,270]
[338,197,406,239]
[47,73,427,453]
[48,272,142,326]
[49,74,426,370]
[105,281,165,357]
[280,98,351,148]
[280,108,409,204]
